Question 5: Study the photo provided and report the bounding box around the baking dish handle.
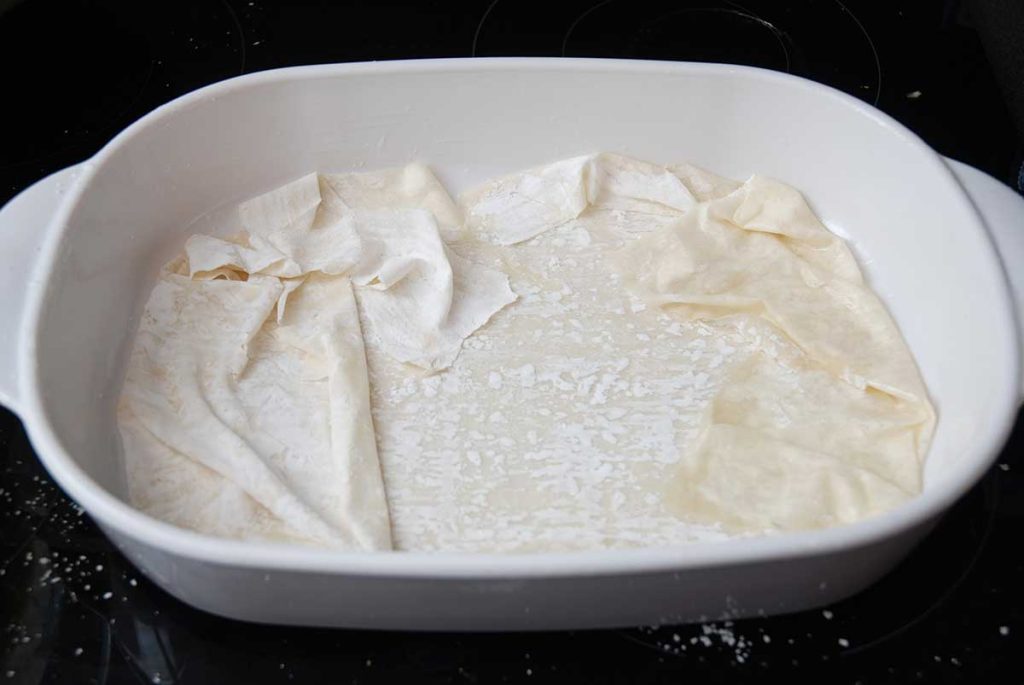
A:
[945,157,1024,400]
[0,164,86,414]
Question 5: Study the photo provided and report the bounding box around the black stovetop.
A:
[1,1,1022,683]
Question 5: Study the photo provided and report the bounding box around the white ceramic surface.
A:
[0,59,1021,630]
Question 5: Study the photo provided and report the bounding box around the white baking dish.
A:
[1,59,1022,630]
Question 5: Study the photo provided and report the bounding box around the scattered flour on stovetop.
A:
[634,621,758,664]
[365,210,767,552]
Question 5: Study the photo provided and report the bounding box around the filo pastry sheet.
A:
[118,153,934,550]
[119,166,514,550]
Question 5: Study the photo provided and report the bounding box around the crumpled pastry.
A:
[120,273,389,547]
[229,168,515,370]
[322,163,464,242]
[346,209,516,370]
[459,153,698,245]
[664,323,928,531]
[617,175,931,405]
[120,164,515,548]
[610,169,935,532]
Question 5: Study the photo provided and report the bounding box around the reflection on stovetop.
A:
[1,0,1022,683]
[474,0,882,104]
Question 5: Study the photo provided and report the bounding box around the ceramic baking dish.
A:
[1,59,1022,630]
